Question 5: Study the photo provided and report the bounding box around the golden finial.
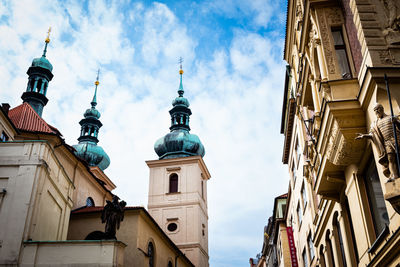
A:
[179,57,184,75]
[95,69,100,86]
[45,27,51,43]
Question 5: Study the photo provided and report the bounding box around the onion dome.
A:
[154,62,205,159]
[21,28,54,117]
[73,71,110,171]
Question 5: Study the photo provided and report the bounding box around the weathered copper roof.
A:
[8,103,60,135]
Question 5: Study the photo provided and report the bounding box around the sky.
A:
[0,0,289,266]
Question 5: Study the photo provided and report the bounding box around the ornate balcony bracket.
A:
[315,100,366,201]
[319,101,366,167]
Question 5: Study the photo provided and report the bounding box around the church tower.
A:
[21,28,53,117]
[147,63,211,267]
[72,72,110,171]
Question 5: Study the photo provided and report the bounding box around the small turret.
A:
[154,59,205,159]
[21,27,54,117]
[73,71,110,171]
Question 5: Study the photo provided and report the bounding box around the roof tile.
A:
[8,103,59,135]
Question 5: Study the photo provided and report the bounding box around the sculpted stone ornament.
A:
[381,0,400,44]
[85,195,126,240]
[356,103,400,181]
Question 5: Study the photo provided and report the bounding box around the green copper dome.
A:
[73,142,110,170]
[73,73,110,171]
[154,67,205,159]
[31,56,53,72]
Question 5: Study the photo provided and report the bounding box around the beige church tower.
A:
[147,64,210,267]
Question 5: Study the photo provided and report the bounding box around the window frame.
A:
[168,173,179,193]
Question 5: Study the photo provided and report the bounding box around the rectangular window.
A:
[301,183,308,209]
[0,131,9,142]
[292,160,297,183]
[364,158,389,238]
[331,28,351,79]
[296,139,302,168]
[307,233,315,260]
[297,202,302,225]
[302,248,309,267]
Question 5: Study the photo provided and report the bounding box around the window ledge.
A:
[368,225,389,254]
[166,192,181,195]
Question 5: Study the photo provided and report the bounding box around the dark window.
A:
[0,131,9,142]
[344,197,359,263]
[307,233,314,260]
[326,230,336,267]
[201,180,204,198]
[37,79,42,93]
[319,245,326,267]
[168,261,173,267]
[364,158,389,238]
[301,183,307,209]
[169,173,178,193]
[297,202,302,225]
[333,214,347,267]
[148,242,155,267]
[302,248,309,267]
[167,223,178,232]
[86,197,95,207]
[331,28,351,78]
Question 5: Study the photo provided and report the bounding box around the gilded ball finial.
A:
[45,27,51,43]
[95,81,99,86]
[179,69,184,75]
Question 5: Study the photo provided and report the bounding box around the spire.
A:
[42,27,51,57]
[21,27,54,117]
[178,57,184,97]
[154,59,205,159]
[73,71,110,171]
[92,69,100,107]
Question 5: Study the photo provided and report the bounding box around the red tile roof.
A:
[8,103,60,135]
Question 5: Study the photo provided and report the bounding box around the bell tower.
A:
[147,62,211,267]
[21,28,54,117]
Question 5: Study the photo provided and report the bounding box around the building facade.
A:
[281,0,400,266]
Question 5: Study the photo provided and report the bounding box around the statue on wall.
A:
[84,195,126,240]
[101,195,127,239]
[356,103,400,181]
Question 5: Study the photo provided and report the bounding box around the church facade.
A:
[0,32,209,266]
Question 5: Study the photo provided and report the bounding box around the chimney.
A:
[1,103,10,115]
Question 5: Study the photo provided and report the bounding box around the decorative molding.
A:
[318,9,336,74]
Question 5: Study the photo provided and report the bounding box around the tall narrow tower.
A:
[21,28,54,117]
[147,63,210,267]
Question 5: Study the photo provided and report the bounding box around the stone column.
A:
[316,39,328,81]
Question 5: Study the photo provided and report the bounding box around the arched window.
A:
[333,213,347,267]
[325,230,336,267]
[169,173,178,193]
[148,242,155,267]
[86,197,95,207]
[319,245,326,267]
[37,79,42,93]
[167,261,173,267]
